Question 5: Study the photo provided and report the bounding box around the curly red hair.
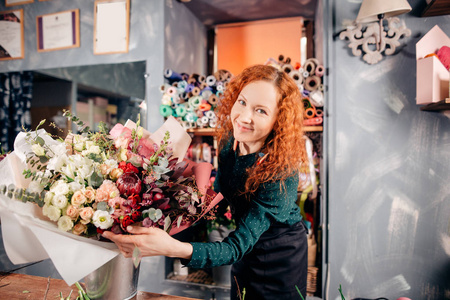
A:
[216,64,307,195]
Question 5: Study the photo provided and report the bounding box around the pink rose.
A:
[72,223,87,235]
[71,191,87,206]
[65,204,79,219]
[79,207,94,223]
[83,187,96,203]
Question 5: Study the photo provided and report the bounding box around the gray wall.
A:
[326,0,450,299]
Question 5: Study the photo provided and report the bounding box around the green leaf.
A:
[89,172,103,188]
[35,136,45,146]
[39,156,49,163]
[22,290,30,293]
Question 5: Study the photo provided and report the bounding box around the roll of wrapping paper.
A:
[304,107,316,119]
[206,75,216,86]
[303,60,316,76]
[305,76,320,91]
[303,117,322,126]
[160,105,173,117]
[309,90,324,107]
[202,143,212,163]
[315,65,325,77]
[289,70,303,85]
[164,69,183,82]
[282,63,294,74]
[199,102,212,111]
[175,105,187,117]
[185,84,195,93]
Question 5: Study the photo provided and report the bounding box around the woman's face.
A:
[230,80,279,153]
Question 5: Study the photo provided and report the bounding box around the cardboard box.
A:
[416,25,450,105]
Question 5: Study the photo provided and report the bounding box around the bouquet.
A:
[0,113,222,284]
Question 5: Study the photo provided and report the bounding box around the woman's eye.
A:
[238,99,245,106]
[256,108,267,115]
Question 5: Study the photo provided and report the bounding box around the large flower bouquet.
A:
[0,113,222,284]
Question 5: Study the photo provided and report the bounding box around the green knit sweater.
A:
[185,138,302,269]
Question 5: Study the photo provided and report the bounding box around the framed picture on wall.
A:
[5,0,33,6]
[94,0,130,55]
[0,9,24,60]
[36,9,80,52]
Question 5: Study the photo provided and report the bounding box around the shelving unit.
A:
[420,98,450,111]
[421,0,450,17]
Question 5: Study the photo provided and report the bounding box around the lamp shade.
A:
[356,0,412,23]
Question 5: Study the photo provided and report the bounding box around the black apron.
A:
[230,221,308,300]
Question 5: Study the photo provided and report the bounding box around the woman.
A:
[103,64,308,299]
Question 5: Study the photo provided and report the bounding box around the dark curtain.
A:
[0,71,33,152]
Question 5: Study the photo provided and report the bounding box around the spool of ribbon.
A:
[175,105,187,117]
[205,110,216,120]
[302,98,312,109]
[200,116,209,125]
[191,87,201,96]
[160,83,171,93]
[188,96,202,109]
[161,94,172,106]
[209,120,217,128]
[185,112,197,122]
[166,86,177,96]
[178,80,188,90]
[304,107,316,119]
[201,89,213,99]
[303,117,322,126]
[185,84,195,93]
[160,105,173,117]
[187,77,197,85]
[303,71,310,78]
[315,108,323,117]
[199,102,212,111]
[206,75,216,86]
[209,94,219,105]
[305,76,320,91]
[315,65,325,77]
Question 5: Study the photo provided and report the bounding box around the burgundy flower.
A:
[116,172,142,196]
[121,215,135,231]
[131,210,142,221]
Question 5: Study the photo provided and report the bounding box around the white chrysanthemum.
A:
[51,194,68,209]
[50,180,70,195]
[31,144,45,156]
[92,210,114,229]
[57,215,74,232]
[43,204,61,222]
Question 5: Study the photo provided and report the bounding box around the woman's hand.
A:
[102,226,193,260]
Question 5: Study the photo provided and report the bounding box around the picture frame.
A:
[5,0,33,7]
[36,9,80,52]
[0,9,24,60]
[94,0,130,55]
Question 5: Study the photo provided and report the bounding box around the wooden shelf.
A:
[420,98,450,111]
[422,0,450,17]
[186,126,323,135]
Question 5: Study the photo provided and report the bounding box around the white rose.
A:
[68,181,83,193]
[51,180,70,195]
[44,191,54,205]
[92,210,114,229]
[31,144,45,156]
[52,194,68,209]
[43,204,61,222]
[57,215,74,232]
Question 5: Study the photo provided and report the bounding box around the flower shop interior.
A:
[0,0,449,299]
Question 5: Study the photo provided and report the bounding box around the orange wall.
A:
[216,17,303,76]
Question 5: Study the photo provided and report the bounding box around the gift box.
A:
[416,25,450,105]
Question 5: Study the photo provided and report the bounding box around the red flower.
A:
[224,211,232,220]
[121,215,135,231]
[96,228,105,234]
[116,172,142,196]
[131,210,142,221]
[118,161,139,174]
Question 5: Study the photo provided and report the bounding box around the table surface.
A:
[0,273,199,300]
